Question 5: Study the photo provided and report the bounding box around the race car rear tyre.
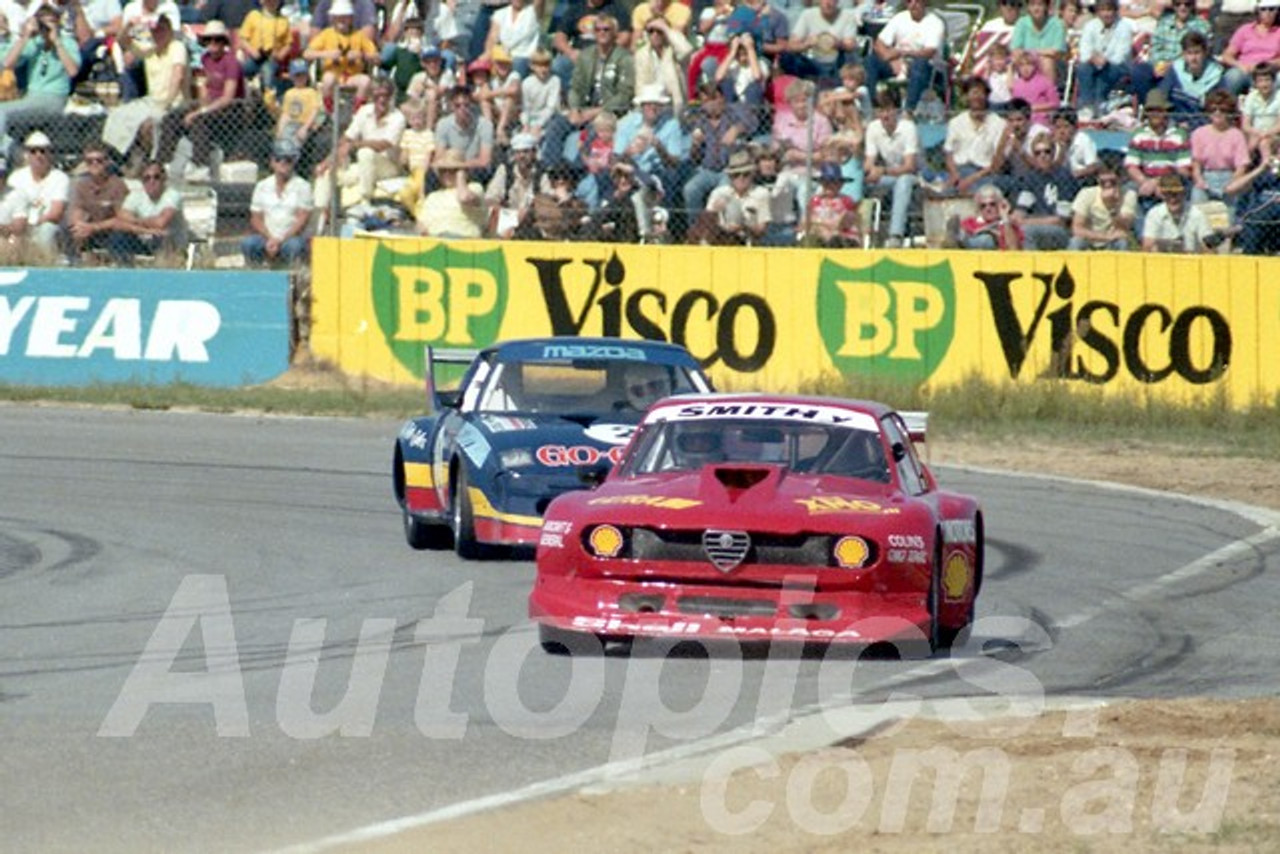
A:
[538,624,606,656]
[451,466,485,560]
[403,506,452,550]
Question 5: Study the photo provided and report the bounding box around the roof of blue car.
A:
[486,337,703,366]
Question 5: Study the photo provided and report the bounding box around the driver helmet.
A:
[674,426,724,468]
[624,363,672,410]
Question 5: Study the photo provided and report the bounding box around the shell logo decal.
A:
[942,552,971,599]
[588,525,624,558]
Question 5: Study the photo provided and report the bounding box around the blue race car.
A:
[392,338,714,558]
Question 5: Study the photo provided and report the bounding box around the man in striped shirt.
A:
[1124,88,1192,226]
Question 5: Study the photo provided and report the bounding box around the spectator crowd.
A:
[0,0,1278,264]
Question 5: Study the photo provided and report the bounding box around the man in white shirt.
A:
[243,138,313,266]
[0,131,70,255]
[943,77,1007,194]
[783,0,861,81]
[864,0,946,112]
[863,88,919,247]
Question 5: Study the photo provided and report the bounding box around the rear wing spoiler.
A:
[424,346,479,413]
[899,411,928,445]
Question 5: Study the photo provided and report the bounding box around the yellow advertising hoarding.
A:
[310,236,1279,408]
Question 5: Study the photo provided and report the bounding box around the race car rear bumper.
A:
[529,575,931,645]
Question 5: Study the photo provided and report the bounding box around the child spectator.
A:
[396,98,437,210]
[276,58,325,172]
[474,47,520,146]
[713,32,768,132]
[406,44,456,127]
[1010,49,1060,125]
[688,0,734,95]
[577,110,618,209]
[1241,62,1280,151]
[520,50,560,140]
[981,42,1015,110]
[1219,0,1280,96]
[1011,0,1067,84]
[803,161,861,248]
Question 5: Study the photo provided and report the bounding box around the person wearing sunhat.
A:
[1141,170,1212,252]
[1124,87,1192,225]
[803,160,862,248]
[156,18,244,183]
[414,148,486,238]
[0,3,81,143]
[0,130,69,255]
[689,148,771,245]
[243,137,313,267]
[615,82,685,197]
[304,0,378,106]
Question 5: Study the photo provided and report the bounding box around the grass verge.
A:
[5,369,1280,461]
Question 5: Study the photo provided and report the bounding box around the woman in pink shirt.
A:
[1221,0,1280,94]
[1189,89,1252,202]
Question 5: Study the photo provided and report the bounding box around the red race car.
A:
[529,394,983,656]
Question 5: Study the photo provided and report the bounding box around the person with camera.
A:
[0,3,80,146]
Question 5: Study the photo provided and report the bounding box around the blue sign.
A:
[0,268,290,387]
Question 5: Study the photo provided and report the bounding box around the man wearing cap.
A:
[0,3,80,141]
[1141,171,1212,251]
[243,138,313,267]
[406,44,456,120]
[66,140,129,262]
[485,132,539,238]
[102,11,186,160]
[1125,88,1192,221]
[237,0,292,100]
[276,58,324,160]
[0,130,70,255]
[305,0,378,106]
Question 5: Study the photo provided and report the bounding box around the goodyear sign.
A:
[0,268,290,387]
[311,237,1280,409]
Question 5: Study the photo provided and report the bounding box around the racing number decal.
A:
[583,423,637,445]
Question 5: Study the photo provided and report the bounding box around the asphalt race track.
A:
[3,404,1279,853]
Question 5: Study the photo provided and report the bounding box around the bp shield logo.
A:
[816,257,955,384]
[371,242,508,377]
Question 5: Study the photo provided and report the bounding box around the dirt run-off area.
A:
[334,438,1280,854]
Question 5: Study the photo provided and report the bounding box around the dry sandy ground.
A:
[332,439,1280,854]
